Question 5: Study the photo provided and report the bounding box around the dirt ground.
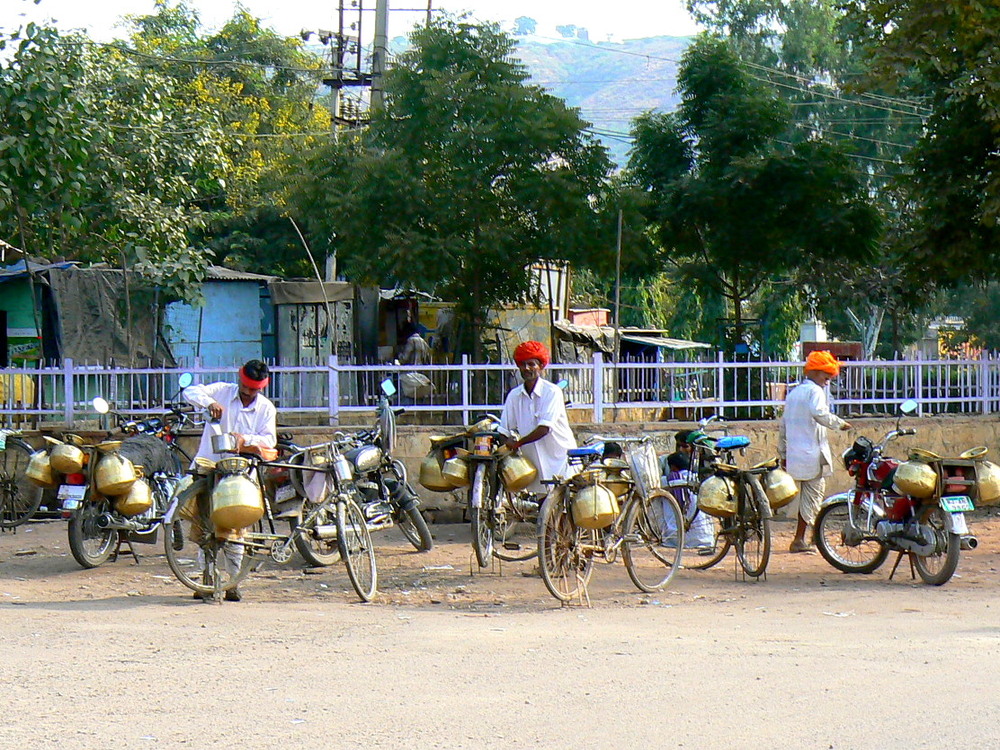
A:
[3,511,1000,748]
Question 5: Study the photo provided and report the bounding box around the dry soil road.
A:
[3,513,1000,749]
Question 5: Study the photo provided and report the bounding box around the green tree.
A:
[845,1,1000,286]
[292,17,612,358]
[0,22,228,299]
[121,2,331,274]
[687,1,928,357]
[627,35,880,350]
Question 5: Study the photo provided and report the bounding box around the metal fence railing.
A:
[2,352,999,429]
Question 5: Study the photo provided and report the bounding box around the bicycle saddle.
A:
[716,436,750,450]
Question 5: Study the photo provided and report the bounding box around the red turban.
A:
[804,350,841,377]
[513,340,550,369]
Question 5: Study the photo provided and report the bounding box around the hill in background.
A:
[387,31,692,169]
[513,34,692,168]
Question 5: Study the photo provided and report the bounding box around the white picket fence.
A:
[2,352,999,428]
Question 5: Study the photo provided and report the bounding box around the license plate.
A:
[57,484,87,502]
[940,495,974,512]
[275,483,297,502]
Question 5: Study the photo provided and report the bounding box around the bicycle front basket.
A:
[626,442,661,497]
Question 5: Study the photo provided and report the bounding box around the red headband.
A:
[513,340,550,369]
[239,366,269,390]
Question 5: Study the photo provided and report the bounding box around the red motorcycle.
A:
[814,399,981,586]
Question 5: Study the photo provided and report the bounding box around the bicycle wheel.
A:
[814,500,888,574]
[681,512,733,571]
[492,490,538,562]
[734,477,771,578]
[537,489,595,602]
[912,504,961,586]
[0,437,43,529]
[337,497,377,601]
[68,497,116,568]
[469,463,493,567]
[622,490,684,593]
[163,494,251,597]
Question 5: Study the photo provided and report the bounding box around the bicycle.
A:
[537,436,685,603]
[464,415,540,567]
[163,440,378,602]
[0,428,43,530]
[673,424,773,579]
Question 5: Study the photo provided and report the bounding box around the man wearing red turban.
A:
[779,350,852,553]
[500,341,577,493]
[182,359,277,601]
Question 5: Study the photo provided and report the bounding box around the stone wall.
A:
[387,414,1000,520]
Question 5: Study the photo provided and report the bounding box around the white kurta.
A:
[182,382,277,465]
[778,379,847,480]
[499,377,577,492]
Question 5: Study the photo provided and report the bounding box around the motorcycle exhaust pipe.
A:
[960,534,978,551]
[313,524,338,540]
[96,513,146,533]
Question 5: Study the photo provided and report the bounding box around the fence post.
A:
[63,358,74,427]
[328,354,340,425]
[593,352,604,423]
[716,351,725,419]
[461,354,470,426]
[914,354,924,416]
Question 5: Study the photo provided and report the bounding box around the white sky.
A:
[8,0,700,43]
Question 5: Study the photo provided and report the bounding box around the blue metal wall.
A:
[164,282,268,366]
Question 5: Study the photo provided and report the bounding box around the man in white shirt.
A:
[182,359,277,601]
[498,340,577,494]
[183,359,277,464]
[779,350,852,553]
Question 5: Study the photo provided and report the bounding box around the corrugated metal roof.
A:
[205,265,277,282]
[620,333,712,350]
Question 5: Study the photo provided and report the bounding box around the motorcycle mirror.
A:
[178,372,194,389]
[92,397,110,415]
[899,398,918,415]
[380,378,397,397]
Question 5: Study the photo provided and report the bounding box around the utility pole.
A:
[613,209,623,366]
[371,0,389,111]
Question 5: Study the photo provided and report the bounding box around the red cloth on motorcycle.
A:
[804,350,841,377]
[513,340,550,369]
[239,366,270,390]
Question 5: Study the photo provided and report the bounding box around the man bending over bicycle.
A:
[182,359,277,602]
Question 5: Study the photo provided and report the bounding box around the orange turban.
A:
[804,350,841,377]
[513,340,550,369]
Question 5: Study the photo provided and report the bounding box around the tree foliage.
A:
[845,0,1000,286]
[291,17,612,357]
[627,35,880,352]
[0,3,331,299]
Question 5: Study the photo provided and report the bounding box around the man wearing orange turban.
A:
[779,350,852,553]
[500,341,576,493]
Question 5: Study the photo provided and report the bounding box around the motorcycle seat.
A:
[716,436,751,450]
[568,445,603,458]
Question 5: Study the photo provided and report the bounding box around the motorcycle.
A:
[60,391,194,568]
[276,379,433,566]
[814,398,993,585]
[343,379,434,552]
